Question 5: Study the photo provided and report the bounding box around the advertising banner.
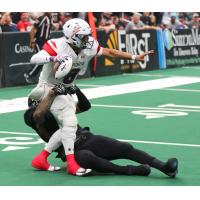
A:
[118,29,159,72]
[94,30,121,77]
[163,29,200,67]
[2,32,35,87]
[0,33,4,87]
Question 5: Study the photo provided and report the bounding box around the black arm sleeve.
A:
[76,87,91,112]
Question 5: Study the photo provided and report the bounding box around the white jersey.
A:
[38,36,102,85]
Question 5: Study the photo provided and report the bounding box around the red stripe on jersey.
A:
[50,40,57,49]
[43,41,57,56]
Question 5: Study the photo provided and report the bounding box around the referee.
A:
[24,12,53,83]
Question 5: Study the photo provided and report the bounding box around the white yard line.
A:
[1,76,200,114]
[77,84,107,87]
[91,103,200,113]
[0,130,199,148]
[122,73,165,77]
[161,88,200,93]
[118,139,200,148]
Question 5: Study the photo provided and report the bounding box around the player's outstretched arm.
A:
[101,48,154,62]
[30,49,54,65]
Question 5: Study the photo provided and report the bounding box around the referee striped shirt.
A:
[34,14,53,45]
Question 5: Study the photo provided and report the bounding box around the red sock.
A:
[66,154,81,175]
[41,149,50,158]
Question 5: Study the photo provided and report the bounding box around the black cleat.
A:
[127,164,151,176]
[164,158,178,178]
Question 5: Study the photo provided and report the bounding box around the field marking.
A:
[77,84,107,87]
[182,66,200,70]
[0,131,37,136]
[91,103,200,113]
[1,76,200,114]
[122,73,165,77]
[161,88,200,93]
[118,139,200,148]
[0,130,199,148]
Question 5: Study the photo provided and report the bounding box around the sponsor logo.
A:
[105,31,118,66]
[164,29,200,49]
[15,43,34,54]
[164,29,200,66]
[118,30,151,69]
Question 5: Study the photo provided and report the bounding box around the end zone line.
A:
[118,139,200,148]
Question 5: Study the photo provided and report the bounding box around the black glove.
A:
[65,85,79,95]
[52,83,68,95]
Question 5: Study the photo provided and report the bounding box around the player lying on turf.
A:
[24,84,178,177]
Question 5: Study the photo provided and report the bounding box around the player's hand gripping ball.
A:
[55,56,73,79]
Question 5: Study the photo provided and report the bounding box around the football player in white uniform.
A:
[29,18,154,176]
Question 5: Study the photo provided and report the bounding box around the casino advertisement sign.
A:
[163,29,200,67]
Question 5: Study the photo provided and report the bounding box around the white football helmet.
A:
[63,18,93,49]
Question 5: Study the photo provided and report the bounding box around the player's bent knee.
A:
[75,150,95,168]
[118,142,133,154]
[62,125,77,139]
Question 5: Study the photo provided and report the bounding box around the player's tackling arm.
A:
[33,84,67,124]
[101,48,154,62]
[33,90,56,125]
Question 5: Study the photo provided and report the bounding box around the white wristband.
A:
[131,54,137,60]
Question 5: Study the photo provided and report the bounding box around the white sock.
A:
[45,129,62,153]
[61,126,77,155]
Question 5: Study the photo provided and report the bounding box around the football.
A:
[55,56,73,79]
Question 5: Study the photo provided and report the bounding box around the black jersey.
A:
[24,106,93,140]
[24,106,59,136]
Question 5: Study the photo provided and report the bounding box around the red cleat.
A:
[32,150,60,171]
[66,154,92,176]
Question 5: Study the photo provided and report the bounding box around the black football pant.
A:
[74,134,166,175]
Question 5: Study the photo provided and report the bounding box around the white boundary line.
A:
[0,130,199,148]
[77,84,107,87]
[91,103,200,113]
[161,88,200,92]
[122,73,165,77]
[118,139,200,148]
[182,67,200,70]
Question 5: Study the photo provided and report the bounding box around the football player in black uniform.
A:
[24,84,178,177]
